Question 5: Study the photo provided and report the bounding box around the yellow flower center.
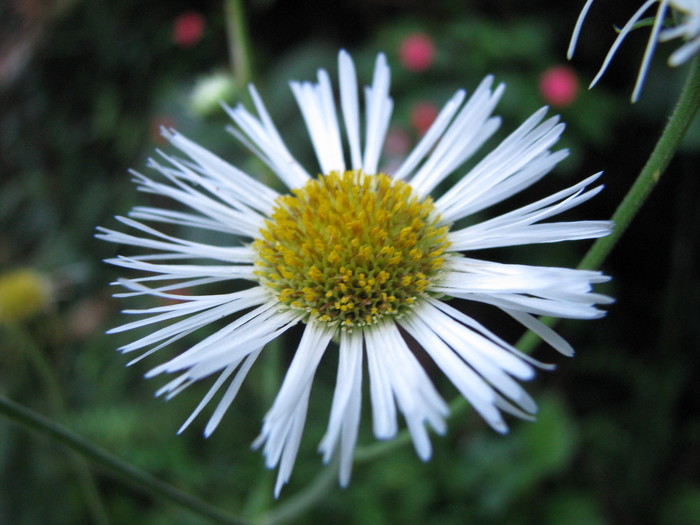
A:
[253,170,451,329]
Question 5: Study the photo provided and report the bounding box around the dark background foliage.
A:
[1,0,699,523]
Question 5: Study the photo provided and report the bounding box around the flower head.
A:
[568,0,700,101]
[98,51,612,496]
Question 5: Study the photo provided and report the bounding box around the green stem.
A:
[259,459,339,525]
[0,396,253,525]
[225,0,254,93]
[353,430,413,464]
[6,324,111,525]
[9,324,64,410]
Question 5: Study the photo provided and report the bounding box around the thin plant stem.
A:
[353,429,413,464]
[259,459,339,525]
[353,55,700,463]
[0,396,253,525]
[225,0,253,94]
[6,324,111,525]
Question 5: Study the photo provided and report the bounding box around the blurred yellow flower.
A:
[0,269,50,324]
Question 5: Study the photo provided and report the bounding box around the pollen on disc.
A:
[253,170,451,329]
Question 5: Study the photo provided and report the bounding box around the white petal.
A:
[433,258,611,319]
[224,86,310,189]
[365,322,448,460]
[254,322,336,496]
[442,149,568,222]
[447,174,612,251]
[668,37,700,66]
[127,206,241,234]
[436,108,565,222]
[362,53,392,174]
[339,50,363,170]
[392,89,466,181]
[318,329,363,487]
[504,309,576,356]
[164,129,279,214]
[448,291,607,319]
[108,297,230,335]
[175,359,240,434]
[128,164,263,238]
[115,287,268,354]
[97,217,255,263]
[399,312,509,433]
[204,347,263,436]
[364,327,398,439]
[586,0,659,101]
[631,0,669,102]
[410,302,536,411]
[410,78,505,195]
[111,276,232,300]
[427,296,555,370]
[567,0,597,59]
[291,67,345,174]
[144,303,297,375]
[104,256,255,281]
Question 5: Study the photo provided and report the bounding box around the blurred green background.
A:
[1,0,699,524]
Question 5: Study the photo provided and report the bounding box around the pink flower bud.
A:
[399,33,436,72]
[539,66,579,107]
[173,11,205,48]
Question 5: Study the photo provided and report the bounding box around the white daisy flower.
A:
[660,0,700,65]
[568,0,700,101]
[98,51,613,496]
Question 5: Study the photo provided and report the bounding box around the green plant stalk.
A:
[259,459,339,525]
[353,55,700,464]
[225,0,254,94]
[353,429,413,464]
[11,324,111,525]
[0,396,253,525]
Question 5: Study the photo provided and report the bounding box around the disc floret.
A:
[254,170,451,329]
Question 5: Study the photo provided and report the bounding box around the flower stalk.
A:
[7,324,111,525]
[225,0,253,94]
[0,395,253,525]
[258,459,339,525]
